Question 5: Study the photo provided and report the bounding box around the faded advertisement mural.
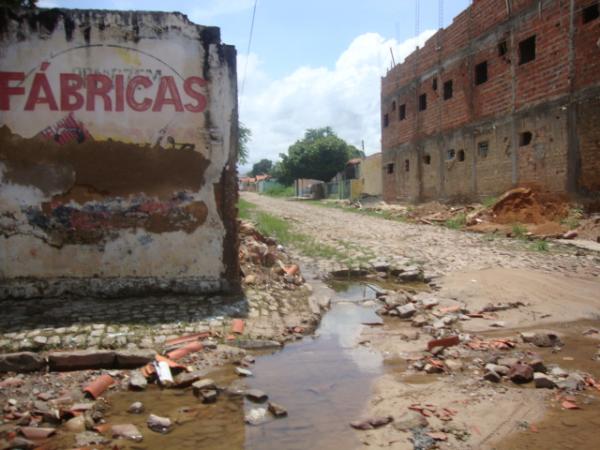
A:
[0,9,239,298]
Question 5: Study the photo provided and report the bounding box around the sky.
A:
[37,0,471,171]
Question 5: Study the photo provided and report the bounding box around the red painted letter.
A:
[25,73,58,111]
[126,76,152,112]
[183,76,207,113]
[152,76,184,112]
[115,74,125,112]
[0,72,25,110]
[86,74,112,111]
[60,73,84,111]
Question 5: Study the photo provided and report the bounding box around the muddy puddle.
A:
[493,320,600,450]
[49,282,385,449]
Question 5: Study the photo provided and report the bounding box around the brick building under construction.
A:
[381,0,600,203]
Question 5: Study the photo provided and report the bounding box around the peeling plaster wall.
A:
[0,8,239,298]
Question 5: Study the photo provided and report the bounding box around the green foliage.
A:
[264,185,294,197]
[0,0,37,7]
[249,158,273,177]
[237,198,256,220]
[511,223,528,239]
[482,196,498,208]
[274,127,362,185]
[530,239,549,252]
[238,123,251,165]
[445,213,466,230]
[561,206,583,230]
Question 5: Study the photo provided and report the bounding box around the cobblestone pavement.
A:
[0,295,247,353]
[242,192,600,281]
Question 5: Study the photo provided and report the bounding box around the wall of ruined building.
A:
[360,153,382,196]
[381,0,600,203]
[0,8,239,298]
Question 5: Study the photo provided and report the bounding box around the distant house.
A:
[294,179,322,198]
[239,176,256,192]
[325,154,382,200]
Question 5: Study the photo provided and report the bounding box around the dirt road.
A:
[242,192,600,280]
[243,192,600,450]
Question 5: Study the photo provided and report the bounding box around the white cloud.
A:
[190,0,254,22]
[37,0,59,7]
[238,30,435,172]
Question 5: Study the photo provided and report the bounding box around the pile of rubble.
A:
[0,324,290,448]
[239,220,305,289]
[371,286,600,397]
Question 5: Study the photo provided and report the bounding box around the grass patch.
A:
[444,213,466,230]
[511,223,528,239]
[561,206,583,230]
[238,198,257,220]
[263,185,294,198]
[244,204,373,266]
[482,196,498,208]
[530,239,549,252]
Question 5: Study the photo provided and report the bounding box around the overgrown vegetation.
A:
[237,198,256,220]
[263,185,294,198]
[561,206,583,230]
[444,213,466,230]
[511,223,528,239]
[482,196,498,208]
[530,239,549,252]
[238,199,373,266]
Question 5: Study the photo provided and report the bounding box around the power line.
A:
[240,0,258,100]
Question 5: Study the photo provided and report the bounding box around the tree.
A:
[238,123,251,166]
[0,0,37,8]
[250,158,273,177]
[274,127,362,185]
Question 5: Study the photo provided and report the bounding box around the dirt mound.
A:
[490,187,569,225]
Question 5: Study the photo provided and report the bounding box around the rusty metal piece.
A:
[231,319,244,334]
[167,341,203,361]
[83,374,115,399]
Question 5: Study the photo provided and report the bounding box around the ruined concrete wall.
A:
[360,153,382,196]
[0,8,239,298]
[381,0,600,202]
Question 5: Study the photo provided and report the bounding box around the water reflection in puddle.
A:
[49,282,384,450]
[245,282,383,450]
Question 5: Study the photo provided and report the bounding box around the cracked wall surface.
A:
[0,8,239,298]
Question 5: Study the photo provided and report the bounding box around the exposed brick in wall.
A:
[382,0,600,202]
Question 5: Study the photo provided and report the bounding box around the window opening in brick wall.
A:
[423,154,431,165]
[383,113,389,127]
[583,3,599,23]
[520,131,533,146]
[443,80,453,100]
[419,93,427,111]
[432,77,438,91]
[446,149,456,160]
[458,149,465,162]
[391,101,396,111]
[519,35,536,65]
[475,61,488,85]
[478,141,489,158]
[399,104,406,120]
[405,159,410,172]
[386,163,395,174]
[498,40,508,57]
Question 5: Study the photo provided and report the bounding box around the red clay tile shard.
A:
[427,432,448,441]
[166,341,203,361]
[165,332,210,347]
[561,400,580,410]
[231,319,245,334]
[154,355,187,371]
[20,426,56,439]
[427,335,460,351]
[83,374,115,399]
[284,264,299,276]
